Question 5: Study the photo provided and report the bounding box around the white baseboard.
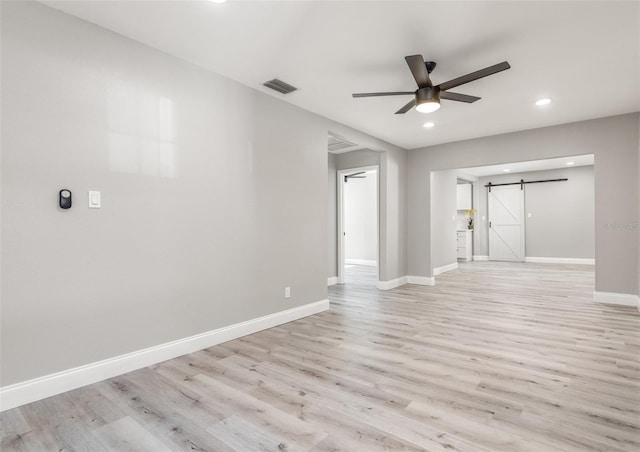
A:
[469,256,594,265]
[0,299,330,412]
[433,262,459,276]
[345,259,377,267]
[327,276,338,286]
[377,275,435,289]
[525,257,595,265]
[377,276,408,290]
[407,275,435,286]
[593,291,639,307]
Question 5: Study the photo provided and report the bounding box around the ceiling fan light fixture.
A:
[415,87,440,114]
[416,101,440,114]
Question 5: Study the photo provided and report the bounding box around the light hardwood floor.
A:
[2,262,639,451]
[343,263,377,286]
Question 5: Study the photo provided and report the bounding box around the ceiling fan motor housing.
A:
[416,87,440,104]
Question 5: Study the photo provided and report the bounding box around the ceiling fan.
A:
[352,55,510,114]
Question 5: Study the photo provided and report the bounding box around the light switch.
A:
[527,213,532,218]
[88,191,101,208]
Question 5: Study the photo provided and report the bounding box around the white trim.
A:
[433,262,459,276]
[407,275,435,286]
[525,257,595,265]
[377,276,408,290]
[473,255,489,261]
[593,291,639,307]
[0,299,330,412]
[345,259,377,267]
[327,276,339,286]
[377,275,435,289]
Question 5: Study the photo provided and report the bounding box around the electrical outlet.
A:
[284,287,291,299]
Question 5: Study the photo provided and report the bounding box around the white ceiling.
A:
[459,154,594,178]
[41,1,640,150]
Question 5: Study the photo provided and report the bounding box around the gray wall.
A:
[430,170,458,270]
[475,166,595,259]
[0,2,406,386]
[334,149,380,171]
[380,148,408,282]
[328,154,337,279]
[408,113,639,295]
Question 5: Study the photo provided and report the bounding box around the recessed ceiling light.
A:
[423,122,435,128]
[566,161,575,166]
[503,169,511,172]
[535,98,552,106]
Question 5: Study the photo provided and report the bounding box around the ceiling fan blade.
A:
[352,91,414,98]
[405,55,431,88]
[395,98,416,114]
[438,61,511,91]
[440,91,481,103]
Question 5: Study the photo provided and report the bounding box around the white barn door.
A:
[488,185,525,262]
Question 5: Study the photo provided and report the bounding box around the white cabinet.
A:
[456,230,473,261]
[456,184,472,210]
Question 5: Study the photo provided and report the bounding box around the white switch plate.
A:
[88,191,101,208]
[284,287,291,299]
[527,213,532,218]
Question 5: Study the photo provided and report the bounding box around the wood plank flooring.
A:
[343,264,377,286]
[2,262,639,451]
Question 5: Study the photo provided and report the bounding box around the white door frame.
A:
[337,165,380,284]
[488,184,526,262]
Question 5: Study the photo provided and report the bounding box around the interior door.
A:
[488,185,525,261]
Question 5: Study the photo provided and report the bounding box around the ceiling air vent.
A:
[328,134,358,153]
[263,79,298,94]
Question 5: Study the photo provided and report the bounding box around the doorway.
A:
[337,166,379,285]
[450,154,595,267]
